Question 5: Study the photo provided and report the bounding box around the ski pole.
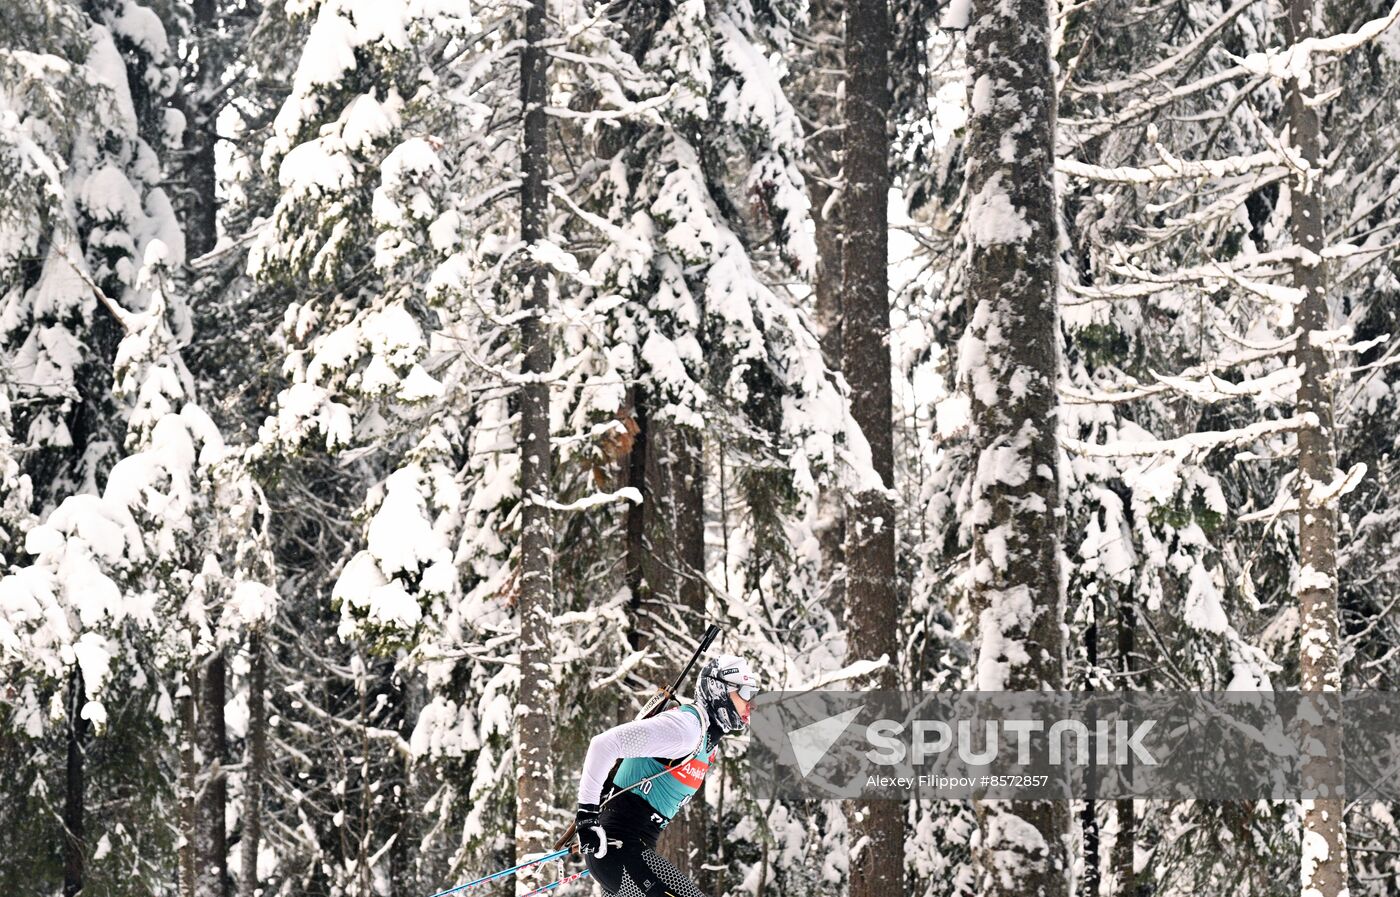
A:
[519,868,591,897]
[427,848,573,897]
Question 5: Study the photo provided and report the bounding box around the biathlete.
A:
[574,654,761,897]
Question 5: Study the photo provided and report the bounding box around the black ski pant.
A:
[584,791,706,897]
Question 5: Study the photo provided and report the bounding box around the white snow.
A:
[967,173,1033,246]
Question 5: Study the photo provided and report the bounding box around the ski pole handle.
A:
[553,820,578,853]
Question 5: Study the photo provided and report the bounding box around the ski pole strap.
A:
[519,868,591,897]
[427,848,572,897]
[552,746,703,851]
[601,752,699,809]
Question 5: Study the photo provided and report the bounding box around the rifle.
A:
[553,623,722,853]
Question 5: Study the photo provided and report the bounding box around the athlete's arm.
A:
[577,707,704,804]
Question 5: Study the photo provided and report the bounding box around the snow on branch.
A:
[543,86,675,121]
[1062,415,1311,458]
[1060,365,1300,406]
[1100,255,1306,305]
[1232,0,1400,88]
[1069,0,1256,96]
[1057,149,1283,184]
[1310,463,1369,506]
[1062,66,1248,144]
[785,656,891,692]
[531,486,641,512]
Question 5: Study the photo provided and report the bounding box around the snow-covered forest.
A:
[3,0,1400,894]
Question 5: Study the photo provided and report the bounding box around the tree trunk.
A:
[653,422,709,884]
[840,0,904,894]
[1113,592,1136,897]
[64,669,87,897]
[239,633,267,897]
[198,651,229,897]
[184,0,219,260]
[624,394,653,654]
[186,0,226,888]
[1287,0,1348,893]
[180,666,198,897]
[963,0,1069,888]
[673,425,709,889]
[516,0,556,884]
[1082,609,1099,897]
[802,0,847,617]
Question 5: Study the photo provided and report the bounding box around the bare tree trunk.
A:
[1082,610,1100,897]
[1287,0,1348,893]
[239,633,267,897]
[656,423,709,884]
[183,0,219,261]
[800,0,847,615]
[180,665,198,897]
[516,0,556,883]
[840,0,904,893]
[964,0,1069,888]
[184,0,227,886]
[64,670,87,897]
[625,394,653,651]
[674,424,708,887]
[198,651,229,897]
[1112,591,1136,897]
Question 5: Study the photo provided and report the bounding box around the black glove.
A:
[576,803,607,858]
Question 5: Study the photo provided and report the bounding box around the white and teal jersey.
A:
[611,705,717,818]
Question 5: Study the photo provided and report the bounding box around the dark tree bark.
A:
[651,422,710,884]
[63,670,87,897]
[1287,0,1348,893]
[183,0,219,260]
[1082,608,1100,897]
[239,633,267,897]
[1113,593,1136,897]
[624,395,653,653]
[840,0,904,894]
[182,0,228,889]
[963,0,1069,888]
[197,652,229,897]
[516,0,556,872]
[180,666,198,897]
[800,0,848,616]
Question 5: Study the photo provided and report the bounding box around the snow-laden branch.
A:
[543,86,675,121]
[531,486,641,512]
[1065,0,1399,145]
[1060,362,1300,406]
[1237,464,1366,523]
[1068,0,1255,96]
[785,656,891,692]
[1058,149,1283,184]
[1061,415,1311,458]
[1231,0,1400,87]
[1063,246,1320,306]
[1101,255,1305,305]
[1237,471,1299,524]
[1152,366,1301,402]
[1308,463,1368,506]
[1070,331,1299,399]
[1062,66,1248,144]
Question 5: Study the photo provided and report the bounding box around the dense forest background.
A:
[3,0,1400,895]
